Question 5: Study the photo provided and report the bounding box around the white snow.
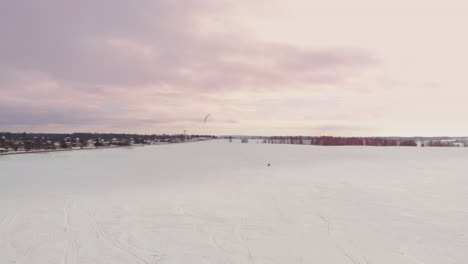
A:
[1,139,468,263]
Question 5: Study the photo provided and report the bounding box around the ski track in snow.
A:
[0,215,7,227]
[177,205,225,224]
[0,213,18,253]
[316,212,332,235]
[124,238,167,263]
[400,251,431,264]
[208,229,234,264]
[63,202,71,233]
[0,214,17,229]
[62,239,78,264]
[89,210,164,264]
[62,201,77,264]
[234,220,258,264]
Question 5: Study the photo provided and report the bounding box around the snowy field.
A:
[1,139,468,264]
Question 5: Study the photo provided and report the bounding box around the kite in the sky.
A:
[203,114,212,124]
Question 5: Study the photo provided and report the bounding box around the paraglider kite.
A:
[203,114,212,124]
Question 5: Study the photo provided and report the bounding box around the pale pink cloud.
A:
[0,0,377,133]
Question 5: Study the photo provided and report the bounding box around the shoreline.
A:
[0,144,152,156]
[0,140,210,156]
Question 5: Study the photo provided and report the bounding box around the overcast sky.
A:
[1,0,467,136]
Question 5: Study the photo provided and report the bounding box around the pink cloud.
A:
[0,0,378,133]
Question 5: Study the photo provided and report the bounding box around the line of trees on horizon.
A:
[263,136,468,147]
[264,136,418,146]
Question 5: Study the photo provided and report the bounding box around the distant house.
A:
[0,147,7,153]
[170,138,182,143]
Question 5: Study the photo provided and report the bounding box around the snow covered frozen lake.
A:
[1,139,468,264]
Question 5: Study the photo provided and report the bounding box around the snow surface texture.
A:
[1,139,468,264]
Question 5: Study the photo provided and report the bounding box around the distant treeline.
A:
[263,136,468,147]
[264,136,417,146]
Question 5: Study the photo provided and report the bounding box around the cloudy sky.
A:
[1,0,467,136]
